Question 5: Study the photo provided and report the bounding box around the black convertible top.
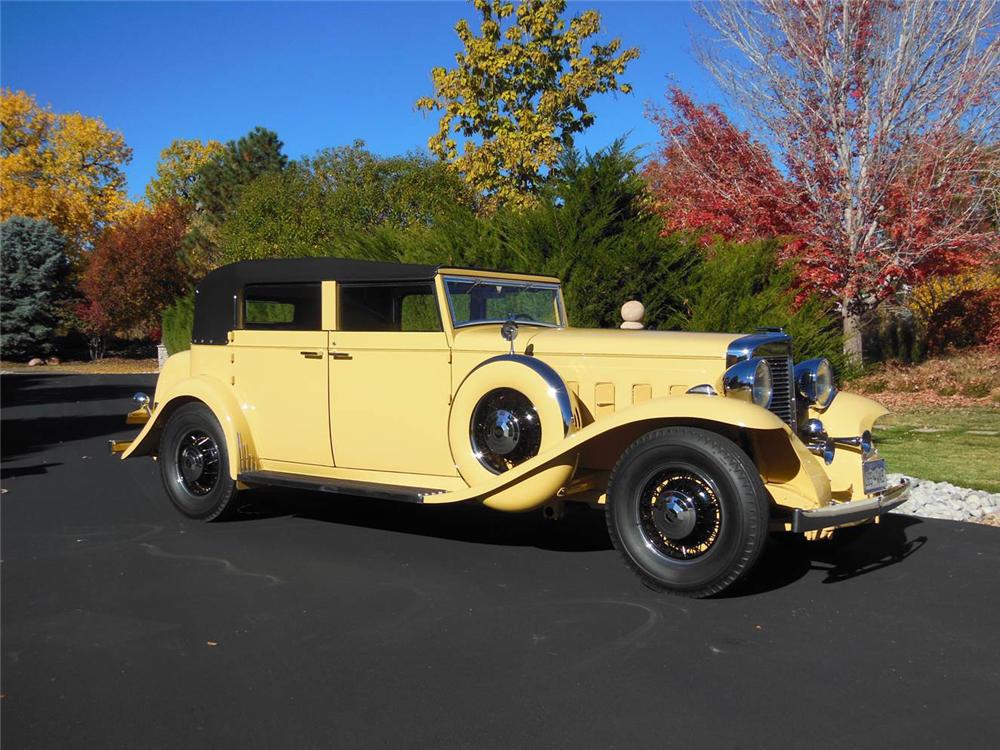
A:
[192,257,438,344]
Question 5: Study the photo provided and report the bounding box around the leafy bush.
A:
[79,201,191,341]
[863,305,921,364]
[681,240,849,374]
[218,143,473,267]
[0,217,70,359]
[925,287,1000,355]
[162,292,195,355]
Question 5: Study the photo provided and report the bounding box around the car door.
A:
[230,282,333,467]
[327,282,456,477]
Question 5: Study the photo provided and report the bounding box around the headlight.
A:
[794,358,836,408]
[723,357,773,408]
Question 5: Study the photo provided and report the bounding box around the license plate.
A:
[863,459,887,495]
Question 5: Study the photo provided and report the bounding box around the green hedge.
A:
[681,240,850,376]
[162,292,195,355]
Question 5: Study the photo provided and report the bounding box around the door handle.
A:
[300,351,324,359]
[329,351,353,360]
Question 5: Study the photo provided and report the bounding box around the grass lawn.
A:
[874,406,1000,493]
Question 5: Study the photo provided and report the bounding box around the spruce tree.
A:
[1,217,70,359]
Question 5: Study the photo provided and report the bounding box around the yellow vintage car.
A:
[114,257,909,597]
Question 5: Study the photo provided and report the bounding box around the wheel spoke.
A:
[175,429,221,498]
[638,471,722,560]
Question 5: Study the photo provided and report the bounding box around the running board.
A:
[237,470,438,503]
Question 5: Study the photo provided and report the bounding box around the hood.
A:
[451,325,739,360]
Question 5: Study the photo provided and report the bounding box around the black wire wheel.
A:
[159,402,239,521]
[638,471,723,560]
[470,388,542,474]
[606,426,769,597]
[174,429,221,497]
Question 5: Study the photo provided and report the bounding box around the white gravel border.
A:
[888,473,1000,522]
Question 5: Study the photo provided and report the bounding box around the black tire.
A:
[158,402,239,521]
[606,426,769,598]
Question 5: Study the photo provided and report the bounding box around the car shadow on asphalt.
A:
[231,488,614,552]
[728,514,927,597]
[1,374,153,407]
[1,414,137,461]
[1,462,63,480]
[230,488,929,588]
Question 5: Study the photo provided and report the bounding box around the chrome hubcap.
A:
[484,409,520,455]
[638,471,722,560]
[180,446,205,482]
[651,491,698,539]
[175,430,220,497]
[470,388,541,474]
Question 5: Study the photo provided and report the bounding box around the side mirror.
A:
[501,318,519,354]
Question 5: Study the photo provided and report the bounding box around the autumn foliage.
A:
[649,1,999,363]
[78,201,192,341]
[645,88,801,243]
[0,89,132,254]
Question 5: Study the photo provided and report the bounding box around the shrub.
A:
[863,305,922,364]
[681,240,848,374]
[925,287,1000,355]
[0,217,70,359]
[79,201,191,345]
[162,292,195,355]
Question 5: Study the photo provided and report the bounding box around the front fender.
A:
[121,374,256,480]
[811,391,890,499]
[427,395,804,511]
[811,390,888,436]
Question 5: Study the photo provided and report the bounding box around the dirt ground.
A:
[0,357,159,375]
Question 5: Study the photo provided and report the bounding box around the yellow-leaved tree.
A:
[0,89,132,254]
[416,0,638,208]
[145,138,224,205]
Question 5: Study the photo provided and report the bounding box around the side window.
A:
[339,283,441,332]
[243,283,322,331]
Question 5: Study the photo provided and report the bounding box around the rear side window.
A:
[243,283,321,331]
[339,283,441,332]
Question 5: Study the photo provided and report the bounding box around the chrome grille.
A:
[765,355,796,429]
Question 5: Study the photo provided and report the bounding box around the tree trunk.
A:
[842,305,864,367]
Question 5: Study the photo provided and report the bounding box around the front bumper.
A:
[791,480,910,533]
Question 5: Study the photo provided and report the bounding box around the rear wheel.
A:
[159,402,239,521]
[606,427,769,597]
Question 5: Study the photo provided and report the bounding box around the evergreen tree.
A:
[0,217,70,359]
[186,126,288,270]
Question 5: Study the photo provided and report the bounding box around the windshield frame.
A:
[441,275,567,330]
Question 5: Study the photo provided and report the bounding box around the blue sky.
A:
[2,1,722,199]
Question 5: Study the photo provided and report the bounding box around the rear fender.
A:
[120,374,256,480]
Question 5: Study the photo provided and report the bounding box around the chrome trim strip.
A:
[441,275,566,330]
[686,384,718,396]
[470,354,574,436]
[453,320,561,330]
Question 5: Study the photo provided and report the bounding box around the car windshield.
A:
[444,276,564,328]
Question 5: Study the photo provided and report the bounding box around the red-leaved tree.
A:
[645,88,802,243]
[78,201,191,356]
[648,0,999,363]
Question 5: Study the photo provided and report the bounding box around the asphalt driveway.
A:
[2,374,999,749]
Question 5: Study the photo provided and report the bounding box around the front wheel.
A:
[606,427,769,597]
[159,402,239,521]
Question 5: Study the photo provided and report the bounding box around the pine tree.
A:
[0,217,70,359]
[186,127,288,270]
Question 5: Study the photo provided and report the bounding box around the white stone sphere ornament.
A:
[620,300,645,330]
